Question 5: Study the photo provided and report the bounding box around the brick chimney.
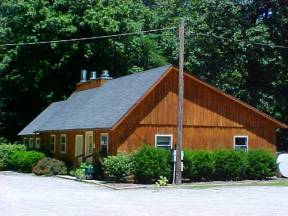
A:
[76,70,112,91]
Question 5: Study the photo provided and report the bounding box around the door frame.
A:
[100,133,109,155]
[75,135,84,163]
[85,131,94,162]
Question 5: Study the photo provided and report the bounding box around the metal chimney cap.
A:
[90,71,97,80]
[80,69,88,83]
[101,70,109,78]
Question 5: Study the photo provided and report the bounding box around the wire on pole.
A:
[175,18,185,185]
[187,31,288,50]
[0,27,176,47]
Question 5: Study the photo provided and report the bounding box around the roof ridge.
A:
[109,64,171,82]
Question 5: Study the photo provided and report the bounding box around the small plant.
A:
[156,176,169,187]
[102,154,133,182]
[73,163,94,181]
[75,168,86,181]
[83,163,94,180]
[32,157,67,176]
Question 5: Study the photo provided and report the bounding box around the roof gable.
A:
[113,66,287,129]
[181,68,287,129]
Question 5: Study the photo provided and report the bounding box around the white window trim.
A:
[35,137,41,149]
[60,134,67,154]
[233,135,249,151]
[23,138,28,145]
[29,138,34,148]
[100,133,109,153]
[155,134,173,149]
[50,135,56,153]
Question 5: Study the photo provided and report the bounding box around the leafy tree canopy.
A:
[0,0,287,148]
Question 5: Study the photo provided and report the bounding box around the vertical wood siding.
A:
[111,68,277,153]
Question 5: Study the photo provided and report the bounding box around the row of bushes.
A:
[0,144,45,172]
[0,144,67,175]
[102,146,276,183]
[1,143,276,182]
[183,149,276,181]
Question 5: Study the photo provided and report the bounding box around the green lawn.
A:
[181,180,288,190]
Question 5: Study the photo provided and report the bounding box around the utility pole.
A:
[175,18,185,185]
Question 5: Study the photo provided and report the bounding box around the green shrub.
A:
[213,149,247,180]
[132,145,172,183]
[9,151,45,173]
[246,150,276,179]
[102,154,133,182]
[70,163,95,180]
[75,168,86,181]
[32,157,67,176]
[183,150,215,181]
[0,144,26,170]
[156,176,169,186]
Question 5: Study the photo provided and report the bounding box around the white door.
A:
[75,135,83,164]
[85,131,94,163]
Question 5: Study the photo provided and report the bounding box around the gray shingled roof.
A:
[18,65,171,135]
[18,101,66,136]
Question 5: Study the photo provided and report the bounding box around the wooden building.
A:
[18,65,287,165]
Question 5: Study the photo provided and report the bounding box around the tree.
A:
[0,0,287,147]
[0,0,167,140]
[152,0,288,148]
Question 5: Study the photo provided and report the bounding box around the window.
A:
[233,136,248,151]
[23,138,28,146]
[50,135,56,153]
[87,134,93,155]
[100,133,108,155]
[155,134,173,150]
[60,134,67,153]
[29,138,34,148]
[35,138,41,149]
[85,132,93,163]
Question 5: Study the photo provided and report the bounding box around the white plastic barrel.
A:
[277,153,288,178]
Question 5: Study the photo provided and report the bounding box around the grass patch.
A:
[183,180,288,190]
[252,181,288,187]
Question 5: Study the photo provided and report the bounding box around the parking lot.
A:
[1,171,288,216]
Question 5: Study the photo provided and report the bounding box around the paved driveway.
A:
[1,171,288,216]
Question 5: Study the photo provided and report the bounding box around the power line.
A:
[1,25,287,50]
[0,27,176,47]
[187,31,288,49]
